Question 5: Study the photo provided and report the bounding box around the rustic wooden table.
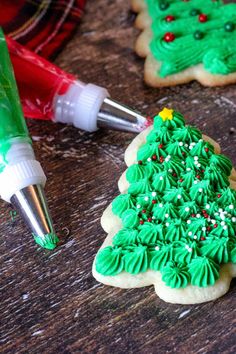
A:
[1,1,236,353]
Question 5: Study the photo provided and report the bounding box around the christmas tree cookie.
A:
[131,0,236,87]
[92,108,236,304]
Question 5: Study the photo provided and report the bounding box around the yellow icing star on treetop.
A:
[159,108,174,121]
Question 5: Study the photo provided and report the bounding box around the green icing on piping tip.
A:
[33,233,59,250]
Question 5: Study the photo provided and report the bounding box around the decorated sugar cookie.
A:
[131,0,236,87]
[92,108,236,304]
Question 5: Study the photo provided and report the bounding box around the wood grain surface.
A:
[1,1,236,353]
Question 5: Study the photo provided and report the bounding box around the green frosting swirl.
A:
[200,237,230,264]
[204,165,229,189]
[138,223,165,243]
[150,242,173,271]
[190,141,214,159]
[113,229,138,246]
[95,246,124,276]
[173,240,199,264]
[172,126,202,143]
[152,170,177,192]
[188,257,220,287]
[165,219,186,242]
[209,154,232,176]
[126,164,145,183]
[161,261,190,288]
[154,111,185,130]
[121,209,139,228]
[112,194,135,217]
[123,245,149,274]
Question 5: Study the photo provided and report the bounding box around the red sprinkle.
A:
[148,217,152,222]
[196,175,201,179]
[203,214,209,219]
[207,226,211,231]
[201,169,205,173]
[199,14,208,22]
[160,156,164,162]
[182,152,186,156]
[217,194,221,198]
[139,220,144,225]
[138,160,143,165]
[214,223,218,228]
[201,237,206,241]
[202,210,206,214]
[172,173,177,177]
[205,148,209,152]
[152,200,157,204]
[158,144,163,148]
[165,15,175,22]
[191,214,196,217]
[164,32,175,42]
[152,154,157,161]
[142,209,146,213]
[179,178,183,182]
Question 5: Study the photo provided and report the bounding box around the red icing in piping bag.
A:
[6,36,76,120]
[6,35,148,133]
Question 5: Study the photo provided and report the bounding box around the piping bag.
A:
[0,29,58,250]
[6,36,148,134]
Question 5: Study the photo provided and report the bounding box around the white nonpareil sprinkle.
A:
[166,222,170,227]
[188,231,192,236]
[155,246,160,251]
[179,142,183,146]
[186,168,191,171]
[160,176,164,180]
[147,157,151,162]
[196,214,201,218]
[197,164,201,168]
[221,221,225,226]
[188,248,193,253]
[165,213,169,218]
[159,203,163,208]
[168,169,173,173]
[187,220,191,224]
[232,217,236,222]
[229,204,234,210]
[206,204,210,209]
[211,219,216,224]
[185,207,190,212]
[223,225,228,230]
[193,181,198,184]
[177,194,182,199]
[137,204,141,209]
[194,235,197,239]
[182,161,185,164]
[202,227,206,231]
[198,188,203,192]
[144,196,149,201]
[194,156,199,161]
[152,192,157,196]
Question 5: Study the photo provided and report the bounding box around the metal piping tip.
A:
[10,184,58,250]
[97,97,148,133]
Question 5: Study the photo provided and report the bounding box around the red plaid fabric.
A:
[0,0,86,59]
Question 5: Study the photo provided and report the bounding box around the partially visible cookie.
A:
[93,108,236,304]
[131,0,236,87]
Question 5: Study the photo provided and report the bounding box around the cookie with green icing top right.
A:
[131,0,236,87]
[93,108,236,304]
